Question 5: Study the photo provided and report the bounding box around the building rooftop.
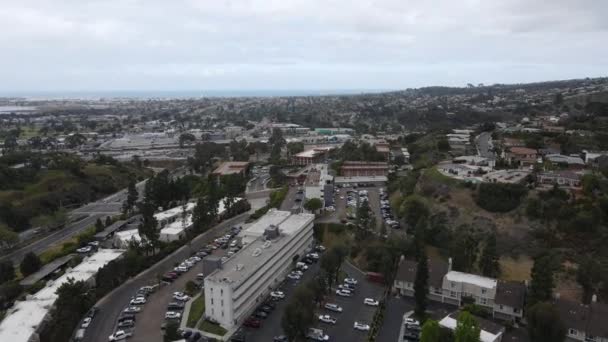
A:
[160,214,193,235]
[154,202,196,222]
[212,161,250,176]
[94,220,128,240]
[445,271,497,289]
[395,258,449,289]
[495,281,526,309]
[241,209,291,243]
[439,312,504,342]
[0,249,125,342]
[207,213,314,289]
[19,254,75,287]
[545,154,585,165]
[508,147,537,155]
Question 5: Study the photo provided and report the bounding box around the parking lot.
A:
[239,261,383,342]
[331,185,398,231]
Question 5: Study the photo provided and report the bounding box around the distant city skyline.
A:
[1,0,607,92]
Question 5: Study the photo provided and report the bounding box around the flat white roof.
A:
[0,249,125,342]
[445,271,497,289]
[438,316,500,342]
[161,214,192,235]
[242,209,291,238]
[207,213,313,288]
[154,202,196,221]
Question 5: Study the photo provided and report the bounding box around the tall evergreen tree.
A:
[527,302,566,342]
[138,201,159,255]
[0,260,16,283]
[479,233,500,278]
[528,254,557,307]
[123,178,138,214]
[94,218,104,233]
[420,319,441,342]
[414,252,429,317]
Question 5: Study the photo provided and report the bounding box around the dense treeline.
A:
[474,183,528,213]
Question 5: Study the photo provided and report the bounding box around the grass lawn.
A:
[198,320,227,336]
[186,295,205,328]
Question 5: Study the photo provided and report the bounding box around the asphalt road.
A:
[476,132,495,160]
[83,213,249,342]
[243,261,383,342]
[0,180,147,264]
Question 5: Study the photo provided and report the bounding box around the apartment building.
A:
[340,161,389,177]
[555,297,608,342]
[394,258,525,322]
[204,212,315,329]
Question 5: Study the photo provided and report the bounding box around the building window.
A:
[513,308,519,313]
[499,305,504,310]
[211,299,214,305]
[568,329,576,336]
[481,288,487,294]
[221,300,224,306]
[211,308,214,315]
[222,311,224,317]
[480,298,487,305]
[450,291,456,298]
[451,282,456,288]
[221,289,223,295]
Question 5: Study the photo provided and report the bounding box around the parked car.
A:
[165,311,181,319]
[318,315,337,324]
[117,320,134,328]
[363,298,379,306]
[287,273,301,280]
[354,322,370,331]
[76,246,92,254]
[123,306,141,314]
[173,292,190,301]
[108,330,132,341]
[344,277,358,285]
[81,317,92,328]
[273,336,288,342]
[254,310,268,319]
[336,289,352,297]
[324,303,343,312]
[167,302,185,311]
[270,290,285,299]
[130,297,146,305]
[243,318,261,328]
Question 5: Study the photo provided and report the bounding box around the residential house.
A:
[493,281,526,321]
[555,297,608,342]
[538,171,583,189]
[544,154,585,170]
[504,147,538,167]
[394,258,449,302]
[439,312,505,342]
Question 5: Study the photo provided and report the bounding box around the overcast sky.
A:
[1,0,607,93]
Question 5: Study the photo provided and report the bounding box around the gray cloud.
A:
[0,0,606,92]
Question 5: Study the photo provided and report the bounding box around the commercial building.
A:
[394,258,525,322]
[0,249,125,342]
[537,171,584,189]
[204,212,315,329]
[544,154,585,169]
[314,128,354,135]
[292,147,333,166]
[212,161,250,177]
[240,209,291,244]
[160,214,192,242]
[340,161,389,177]
[304,164,333,204]
[155,202,196,228]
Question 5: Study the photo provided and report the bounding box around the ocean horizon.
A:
[0,89,391,100]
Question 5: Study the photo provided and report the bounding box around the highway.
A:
[84,212,250,342]
[0,180,147,264]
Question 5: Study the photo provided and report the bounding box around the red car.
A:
[244,318,261,328]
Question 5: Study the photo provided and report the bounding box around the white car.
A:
[108,330,132,341]
[354,322,370,331]
[324,303,343,312]
[363,298,379,306]
[81,317,92,328]
[344,278,358,285]
[307,253,319,260]
[336,289,352,297]
[77,246,92,253]
[404,317,420,326]
[130,297,146,305]
[270,291,285,299]
[123,306,141,313]
[173,293,190,301]
[318,315,337,324]
[165,311,181,319]
[174,266,188,273]
[287,273,301,280]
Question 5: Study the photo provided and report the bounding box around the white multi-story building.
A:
[204,211,315,329]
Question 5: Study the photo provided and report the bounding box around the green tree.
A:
[178,132,196,148]
[414,253,429,317]
[281,283,315,341]
[65,133,87,148]
[528,254,557,307]
[527,302,566,342]
[164,320,181,342]
[95,218,104,233]
[42,278,94,342]
[123,178,138,215]
[138,201,159,255]
[304,198,323,213]
[454,311,481,342]
[356,199,375,231]
[576,256,603,304]
[420,319,441,342]
[449,226,480,273]
[20,251,42,277]
[399,196,430,229]
[0,224,19,249]
[0,260,16,283]
[479,233,500,278]
[229,139,250,161]
[105,216,112,227]
[286,141,305,156]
